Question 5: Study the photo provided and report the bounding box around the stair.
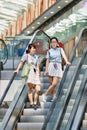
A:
[59,64,87,130]
[0,107,8,127]
[16,71,53,130]
[45,57,85,130]
[80,109,87,130]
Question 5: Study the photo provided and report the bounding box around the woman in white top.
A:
[14,44,41,109]
[42,37,71,102]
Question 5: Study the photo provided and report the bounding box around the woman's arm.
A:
[45,59,49,75]
[36,64,41,76]
[62,54,71,65]
[14,61,24,74]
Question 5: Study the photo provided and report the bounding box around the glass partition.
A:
[3,31,50,70]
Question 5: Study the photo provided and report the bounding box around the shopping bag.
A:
[21,63,30,78]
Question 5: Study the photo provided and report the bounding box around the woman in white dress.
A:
[14,44,41,109]
[42,37,71,102]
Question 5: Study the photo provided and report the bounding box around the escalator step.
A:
[39,95,52,102]
[17,122,43,130]
[68,99,75,106]
[78,74,84,80]
[23,108,49,116]
[40,102,52,108]
[82,120,87,128]
[41,83,50,89]
[25,102,52,109]
[0,122,2,127]
[80,128,87,130]
[0,108,7,116]
[63,113,70,120]
[40,77,49,83]
[20,115,46,122]
[66,105,73,113]
[84,113,87,120]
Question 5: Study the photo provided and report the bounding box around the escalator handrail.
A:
[0,83,27,130]
[42,26,87,130]
[69,26,87,62]
[53,47,87,130]
[65,66,87,130]
[0,29,50,106]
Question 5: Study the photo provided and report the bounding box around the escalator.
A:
[42,27,87,130]
[70,82,87,130]
[0,29,51,130]
[80,103,87,130]
[0,27,87,130]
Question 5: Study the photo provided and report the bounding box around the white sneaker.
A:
[42,94,47,102]
[51,95,57,102]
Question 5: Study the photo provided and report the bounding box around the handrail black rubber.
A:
[42,26,87,130]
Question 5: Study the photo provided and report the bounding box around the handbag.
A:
[21,55,30,78]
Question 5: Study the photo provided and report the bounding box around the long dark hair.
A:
[26,44,36,53]
[50,37,58,43]
[50,37,59,48]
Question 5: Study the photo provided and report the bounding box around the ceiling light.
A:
[27,31,30,34]
[65,1,68,3]
[37,22,40,25]
[50,11,54,14]
[58,6,61,9]
[32,26,35,29]
[44,16,47,19]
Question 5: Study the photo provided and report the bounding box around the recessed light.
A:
[65,0,68,3]
[32,27,35,29]
[50,11,54,14]
[37,22,40,25]
[58,6,61,9]
[27,31,30,34]
[44,16,47,19]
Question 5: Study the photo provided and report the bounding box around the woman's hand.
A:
[66,61,71,65]
[14,69,19,74]
[45,70,48,76]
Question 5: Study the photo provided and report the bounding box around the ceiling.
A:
[22,0,83,35]
[0,0,36,34]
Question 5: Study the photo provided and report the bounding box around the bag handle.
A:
[26,54,28,64]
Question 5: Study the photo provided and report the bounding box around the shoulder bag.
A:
[21,54,30,78]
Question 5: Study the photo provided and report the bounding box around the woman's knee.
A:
[36,85,41,94]
[27,83,33,92]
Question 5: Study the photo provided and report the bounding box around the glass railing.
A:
[46,20,87,43]
[2,30,50,70]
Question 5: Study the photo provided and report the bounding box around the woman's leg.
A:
[44,77,59,96]
[34,84,41,105]
[27,83,34,105]
[48,76,53,85]
[48,76,56,96]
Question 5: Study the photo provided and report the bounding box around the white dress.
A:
[21,53,40,85]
